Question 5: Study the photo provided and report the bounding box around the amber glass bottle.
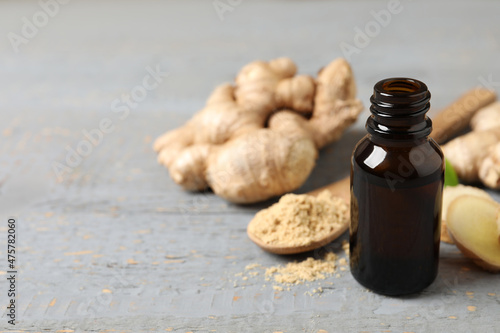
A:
[350,78,444,296]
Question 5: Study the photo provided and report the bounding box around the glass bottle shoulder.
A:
[352,134,444,180]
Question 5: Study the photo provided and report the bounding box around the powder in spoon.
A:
[248,190,348,247]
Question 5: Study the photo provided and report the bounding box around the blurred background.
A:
[2,0,500,200]
[1,0,499,331]
[2,0,499,211]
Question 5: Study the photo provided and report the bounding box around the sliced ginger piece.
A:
[446,195,500,272]
[441,185,492,243]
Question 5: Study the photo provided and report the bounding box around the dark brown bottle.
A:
[350,78,444,296]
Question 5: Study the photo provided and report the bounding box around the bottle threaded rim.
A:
[367,78,432,139]
[371,78,431,116]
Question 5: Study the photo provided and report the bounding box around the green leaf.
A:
[444,158,459,187]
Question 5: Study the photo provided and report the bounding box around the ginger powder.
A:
[248,191,348,247]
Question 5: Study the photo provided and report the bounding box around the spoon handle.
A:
[308,176,350,204]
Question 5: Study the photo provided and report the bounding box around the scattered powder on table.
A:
[248,191,348,247]
[342,239,350,255]
[245,263,262,270]
[265,252,338,285]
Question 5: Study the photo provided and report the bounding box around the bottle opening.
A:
[381,79,422,94]
[371,77,430,112]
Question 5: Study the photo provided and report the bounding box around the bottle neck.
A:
[367,133,430,147]
[366,78,432,141]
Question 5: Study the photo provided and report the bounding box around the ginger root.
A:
[153,58,362,203]
[478,142,500,189]
[431,88,496,143]
[441,94,500,188]
[470,101,500,131]
[443,127,500,183]
[445,131,500,188]
[469,103,500,189]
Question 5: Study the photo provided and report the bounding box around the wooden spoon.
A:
[247,177,351,255]
[247,87,497,255]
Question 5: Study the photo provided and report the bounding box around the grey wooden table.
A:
[1,0,499,332]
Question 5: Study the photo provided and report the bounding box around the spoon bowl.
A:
[247,177,351,255]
